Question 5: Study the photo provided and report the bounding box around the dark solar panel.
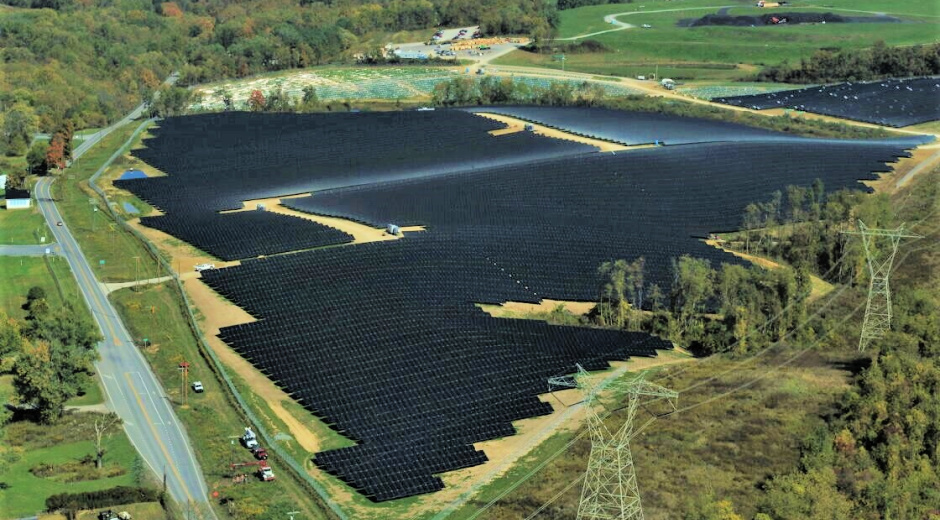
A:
[114,108,927,501]
[714,77,940,127]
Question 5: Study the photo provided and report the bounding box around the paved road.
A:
[35,177,211,515]
[557,5,731,40]
[0,244,58,256]
[30,70,213,517]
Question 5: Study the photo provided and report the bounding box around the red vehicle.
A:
[252,446,269,460]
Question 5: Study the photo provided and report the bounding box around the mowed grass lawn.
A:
[499,0,940,80]
[0,206,49,244]
[0,413,140,519]
[0,254,91,321]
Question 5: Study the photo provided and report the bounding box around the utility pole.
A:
[549,365,677,520]
[842,220,922,351]
[179,361,190,405]
[133,255,141,291]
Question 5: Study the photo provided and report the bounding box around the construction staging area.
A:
[105,100,937,517]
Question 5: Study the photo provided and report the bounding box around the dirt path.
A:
[223,194,425,244]
[558,5,732,41]
[102,275,174,294]
[181,276,325,453]
[477,112,633,152]
[706,239,835,301]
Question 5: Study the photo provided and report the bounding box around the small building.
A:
[4,187,31,210]
[393,49,429,60]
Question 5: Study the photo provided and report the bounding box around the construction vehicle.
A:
[251,446,269,460]
[241,427,259,449]
[231,460,276,481]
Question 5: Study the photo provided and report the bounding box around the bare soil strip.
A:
[182,276,326,453]
[476,112,634,152]
[479,298,596,318]
[223,194,426,244]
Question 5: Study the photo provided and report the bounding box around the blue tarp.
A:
[119,169,148,180]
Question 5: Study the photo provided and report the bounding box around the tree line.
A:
[757,41,940,84]
[0,0,559,136]
[595,255,811,356]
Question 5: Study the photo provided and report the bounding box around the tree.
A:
[26,286,46,302]
[13,338,96,423]
[759,467,853,520]
[0,311,25,358]
[671,256,714,344]
[25,305,102,353]
[598,259,629,328]
[1,102,39,156]
[742,202,762,254]
[45,133,67,172]
[149,86,194,118]
[93,412,122,469]
[26,141,50,176]
[248,89,266,112]
[297,85,319,112]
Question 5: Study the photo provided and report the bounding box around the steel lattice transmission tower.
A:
[842,220,922,351]
[549,365,677,520]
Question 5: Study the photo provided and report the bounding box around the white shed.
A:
[4,187,31,209]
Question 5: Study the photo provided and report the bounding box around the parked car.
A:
[192,381,204,393]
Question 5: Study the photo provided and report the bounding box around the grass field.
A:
[0,206,49,244]
[499,0,940,80]
[0,412,141,519]
[0,256,89,321]
[52,122,162,284]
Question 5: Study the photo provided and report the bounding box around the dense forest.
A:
[0,0,555,134]
[757,41,940,83]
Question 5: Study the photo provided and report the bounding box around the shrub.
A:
[46,486,163,514]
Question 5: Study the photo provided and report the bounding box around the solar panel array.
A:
[459,105,794,145]
[201,234,672,501]
[117,109,928,502]
[714,77,940,127]
[116,111,596,260]
[287,140,915,300]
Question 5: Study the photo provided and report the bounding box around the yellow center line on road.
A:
[40,180,123,344]
[124,372,198,507]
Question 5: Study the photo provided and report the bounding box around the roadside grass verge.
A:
[52,122,162,283]
[0,412,141,519]
[65,373,105,407]
[109,282,333,519]
[0,205,50,244]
